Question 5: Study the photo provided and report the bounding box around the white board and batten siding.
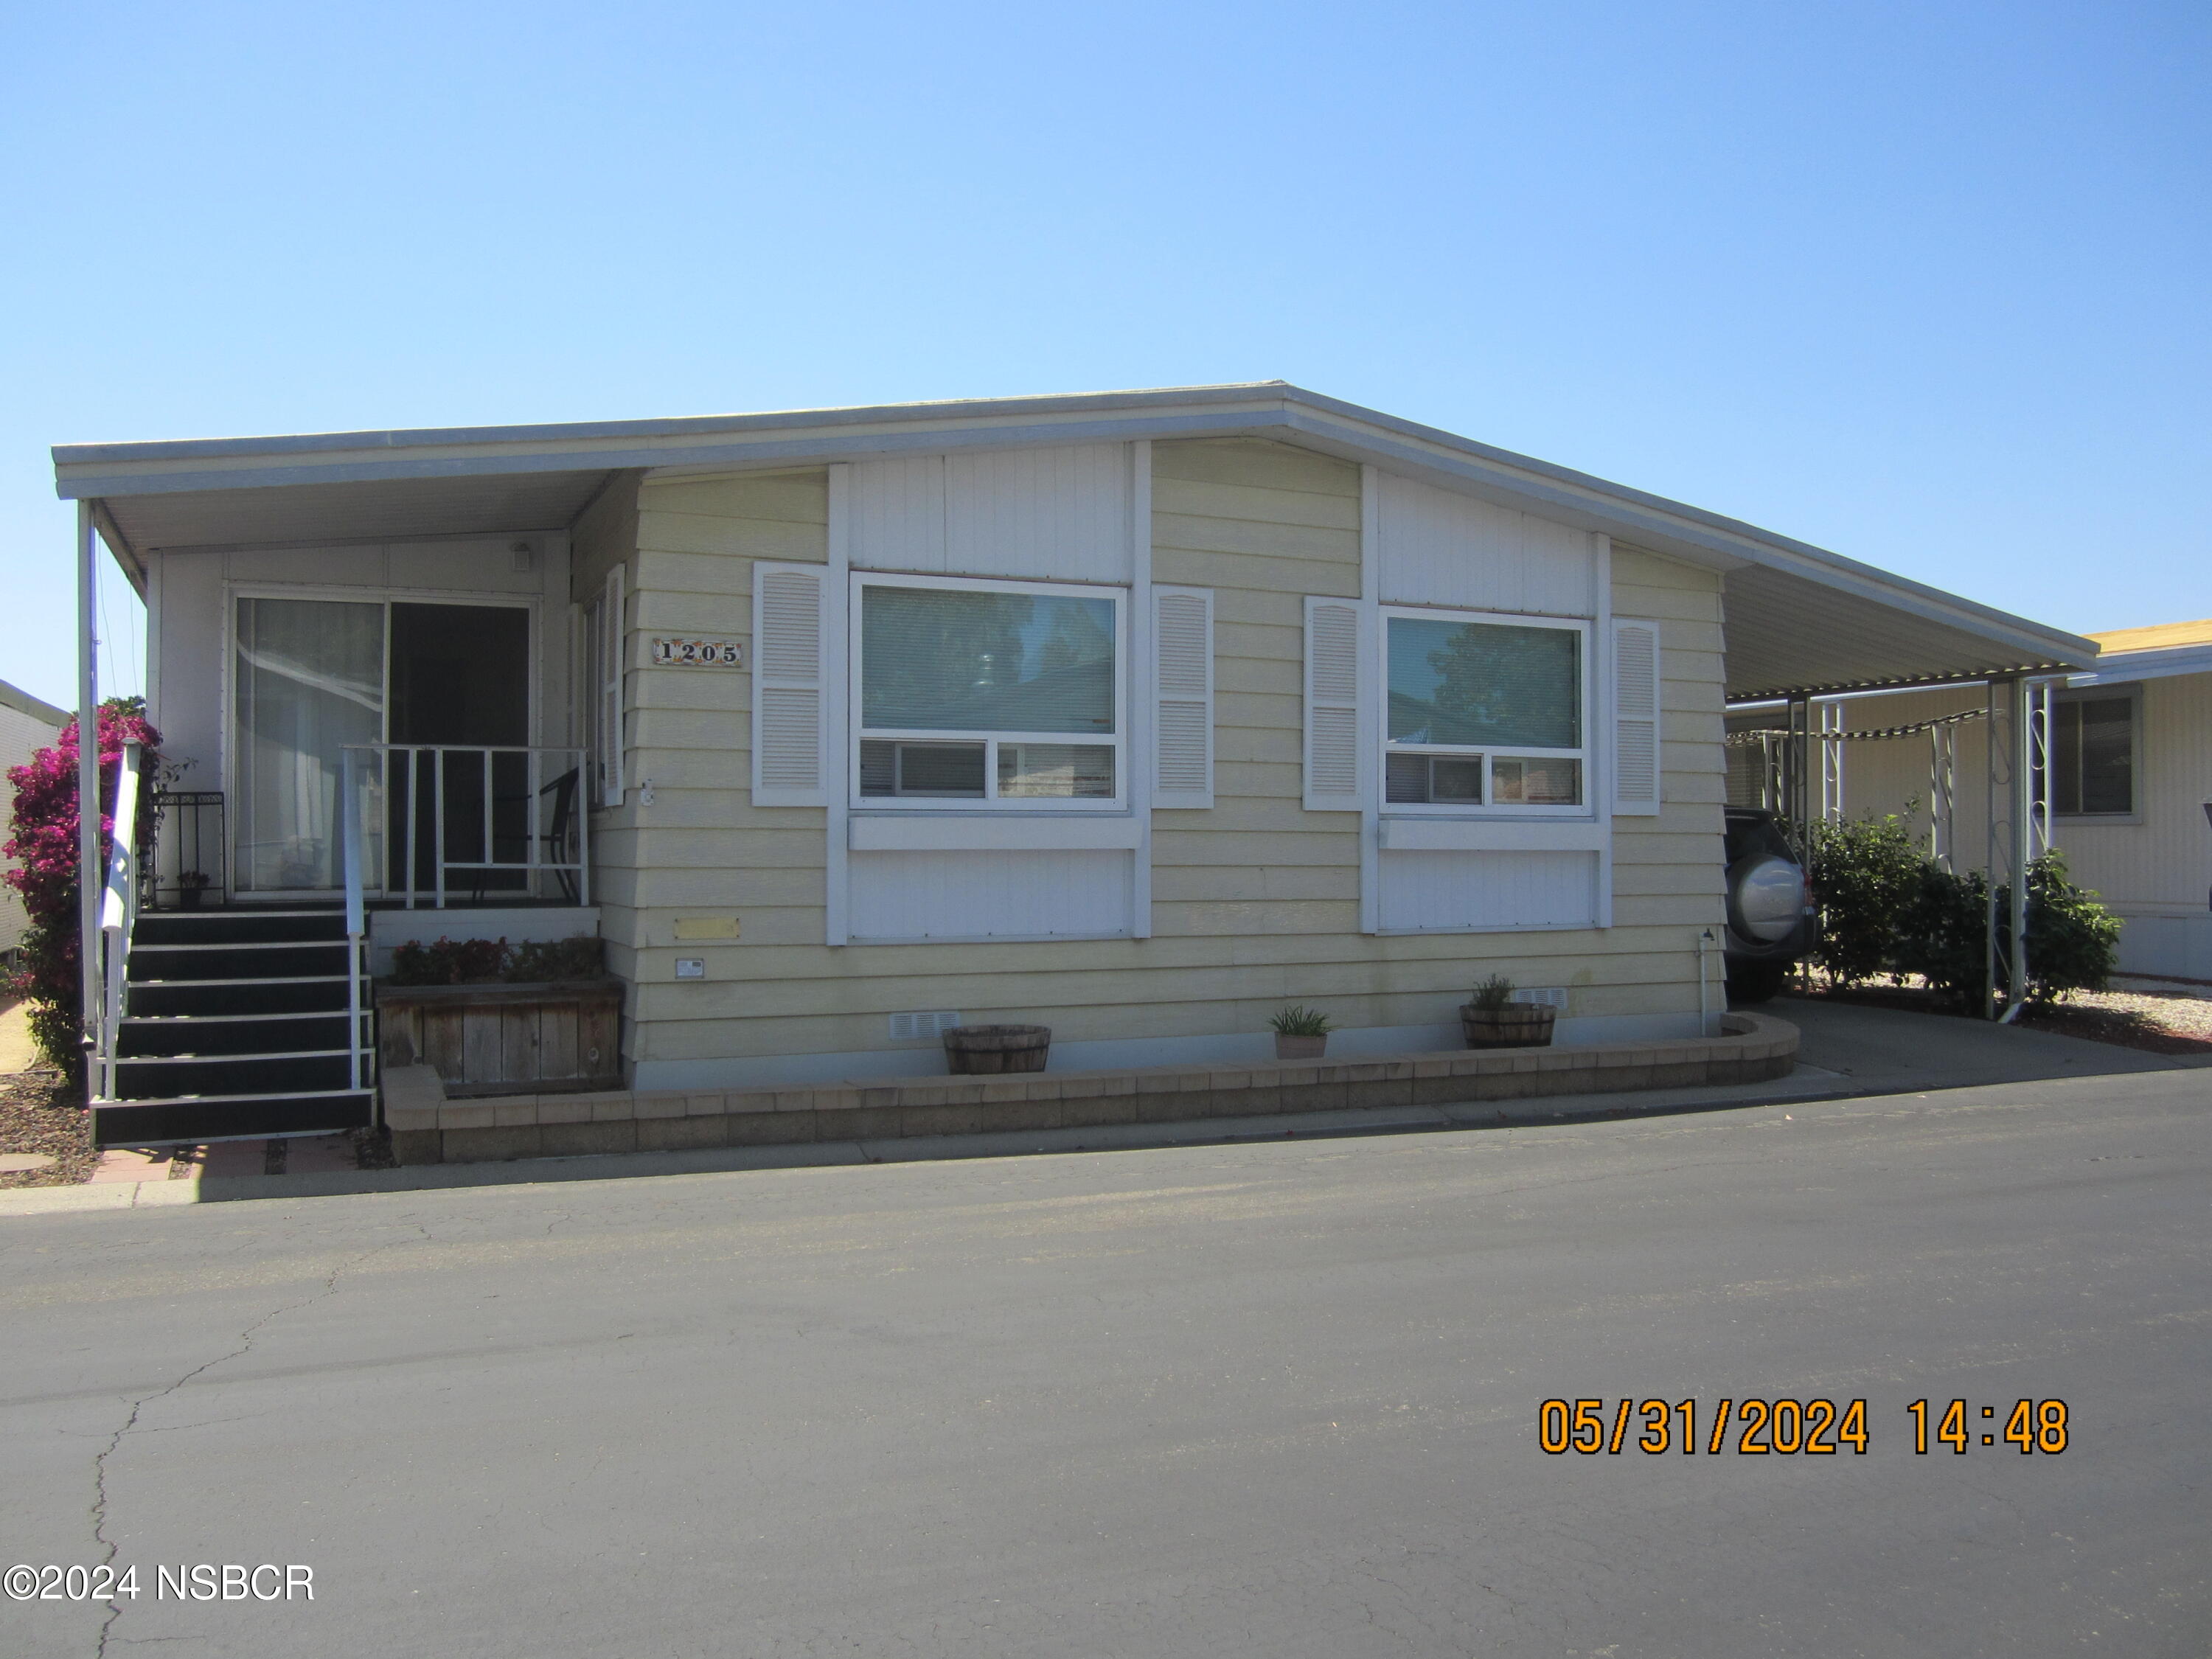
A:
[1374,472,1598,615]
[849,444,1133,583]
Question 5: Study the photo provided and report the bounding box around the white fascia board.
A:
[50,386,1297,499]
[49,378,2094,671]
[2068,645,2212,686]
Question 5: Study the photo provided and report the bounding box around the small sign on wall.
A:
[650,638,744,667]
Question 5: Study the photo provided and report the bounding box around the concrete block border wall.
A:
[384,1013,1799,1165]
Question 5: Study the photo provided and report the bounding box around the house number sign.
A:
[649,639,744,667]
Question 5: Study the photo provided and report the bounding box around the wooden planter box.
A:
[375,981,622,1097]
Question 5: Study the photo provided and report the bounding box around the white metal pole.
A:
[76,502,102,1072]
[2001,677,2034,1023]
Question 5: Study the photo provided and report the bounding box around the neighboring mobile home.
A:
[1784,620,2212,981]
[0,675,69,966]
[52,383,2096,1141]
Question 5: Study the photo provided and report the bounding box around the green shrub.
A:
[2017,851,2120,1003]
[507,936,607,983]
[1267,1004,1333,1037]
[1805,813,2116,1009]
[389,937,511,985]
[387,934,608,986]
[1804,813,1924,987]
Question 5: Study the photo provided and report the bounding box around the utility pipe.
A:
[1697,928,1715,1037]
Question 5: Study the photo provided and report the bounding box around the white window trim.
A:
[846,569,1130,813]
[1377,602,1596,821]
[2051,681,2144,824]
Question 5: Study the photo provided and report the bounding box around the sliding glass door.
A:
[233,597,387,891]
[232,595,533,894]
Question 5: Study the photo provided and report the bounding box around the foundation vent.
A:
[888,1011,964,1042]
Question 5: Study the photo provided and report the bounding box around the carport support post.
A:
[1983,675,2034,1022]
[76,501,102,1071]
[1781,697,1812,858]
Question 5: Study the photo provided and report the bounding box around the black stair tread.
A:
[133,942,354,956]
[124,1013,356,1026]
[125,974,355,986]
[117,1047,366,1062]
[94,1086,375,1107]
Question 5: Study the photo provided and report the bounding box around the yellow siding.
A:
[607,441,1727,1073]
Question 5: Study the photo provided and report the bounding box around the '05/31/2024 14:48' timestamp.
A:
[1537,1398,2070,1456]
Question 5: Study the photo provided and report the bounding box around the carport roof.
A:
[52,380,2096,700]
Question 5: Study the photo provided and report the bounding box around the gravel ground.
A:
[1790,975,2212,1056]
[0,1068,94,1188]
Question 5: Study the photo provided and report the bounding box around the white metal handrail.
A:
[340,745,590,910]
[94,743,142,1102]
[341,757,366,1092]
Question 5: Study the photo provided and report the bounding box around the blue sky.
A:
[3,0,2204,710]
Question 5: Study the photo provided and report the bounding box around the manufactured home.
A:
[52,384,2096,1145]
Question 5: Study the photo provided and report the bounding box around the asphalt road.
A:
[4,1068,2207,1658]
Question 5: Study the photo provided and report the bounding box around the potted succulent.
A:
[1269,1004,1333,1060]
[176,870,212,910]
[1460,974,1556,1049]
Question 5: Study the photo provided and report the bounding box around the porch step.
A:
[118,1010,363,1058]
[91,1091,375,1146]
[126,976,355,1018]
[135,910,348,946]
[129,940,354,981]
[113,1050,366,1099]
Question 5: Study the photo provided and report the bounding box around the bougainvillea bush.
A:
[4,698,161,1074]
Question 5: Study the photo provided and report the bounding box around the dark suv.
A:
[1722,807,1818,1003]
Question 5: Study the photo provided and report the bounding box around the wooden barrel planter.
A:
[943,1024,1051,1074]
[1459,1004,1557,1049]
[376,981,624,1096]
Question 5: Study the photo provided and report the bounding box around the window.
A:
[2050,690,2136,816]
[852,574,1124,809]
[1382,608,1587,810]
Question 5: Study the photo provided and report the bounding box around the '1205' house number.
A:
[650,639,744,667]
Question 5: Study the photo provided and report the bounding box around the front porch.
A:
[77,504,608,1147]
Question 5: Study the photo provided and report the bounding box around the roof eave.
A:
[50,379,2098,674]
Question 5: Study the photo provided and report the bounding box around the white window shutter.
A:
[598,565,625,807]
[752,563,830,807]
[1304,597,1363,811]
[1152,585,1214,808]
[1613,618,1662,815]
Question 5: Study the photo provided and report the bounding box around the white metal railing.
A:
[341,757,366,1093]
[340,745,590,910]
[94,742,143,1102]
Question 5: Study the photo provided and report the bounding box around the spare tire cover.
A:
[1727,853,1804,943]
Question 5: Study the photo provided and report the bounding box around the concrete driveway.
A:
[1778,993,2210,1088]
[3,1047,2207,1658]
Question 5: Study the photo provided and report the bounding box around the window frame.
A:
[846,570,1129,813]
[2049,683,2143,822]
[1377,603,1593,820]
